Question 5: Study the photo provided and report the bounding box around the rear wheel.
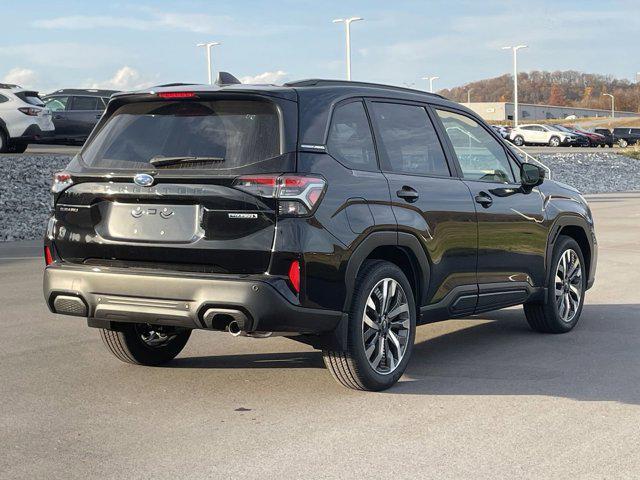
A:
[619,139,629,148]
[99,323,191,366]
[9,141,28,153]
[323,260,416,391]
[524,236,586,333]
[513,135,525,147]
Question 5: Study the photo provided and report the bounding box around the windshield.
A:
[81,100,281,170]
[552,125,573,133]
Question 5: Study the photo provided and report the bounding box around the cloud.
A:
[85,66,155,91]
[240,70,288,84]
[32,11,293,37]
[2,68,37,88]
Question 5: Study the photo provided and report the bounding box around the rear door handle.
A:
[474,192,493,207]
[54,114,63,119]
[396,186,419,203]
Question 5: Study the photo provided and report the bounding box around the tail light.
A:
[18,107,41,116]
[44,246,54,266]
[52,171,73,194]
[288,260,301,293]
[233,174,326,217]
[157,92,196,99]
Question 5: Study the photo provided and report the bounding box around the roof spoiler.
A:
[216,72,242,86]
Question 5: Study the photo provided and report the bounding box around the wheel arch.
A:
[343,231,430,313]
[546,214,593,285]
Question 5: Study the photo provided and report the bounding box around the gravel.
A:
[1,151,639,242]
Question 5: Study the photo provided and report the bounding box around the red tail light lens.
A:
[44,246,53,266]
[18,107,41,116]
[157,92,196,99]
[288,260,300,293]
[233,174,326,217]
[51,171,73,194]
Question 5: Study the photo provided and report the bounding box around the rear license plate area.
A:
[98,202,202,243]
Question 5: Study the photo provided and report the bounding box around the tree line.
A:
[438,71,640,112]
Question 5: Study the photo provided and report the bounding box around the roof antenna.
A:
[216,72,241,86]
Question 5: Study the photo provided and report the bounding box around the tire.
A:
[619,139,628,148]
[9,141,28,153]
[323,260,417,391]
[513,135,525,147]
[99,323,191,366]
[0,130,8,153]
[548,136,561,147]
[524,236,586,333]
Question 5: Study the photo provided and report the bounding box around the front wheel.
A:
[524,236,586,333]
[549,136,561,147]
[323,260,416,391]
[619,139,629,148]
[99,323,191,366]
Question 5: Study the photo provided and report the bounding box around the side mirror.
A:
[520,163,544,187]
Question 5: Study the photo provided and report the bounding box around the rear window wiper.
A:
[149,156,225,167]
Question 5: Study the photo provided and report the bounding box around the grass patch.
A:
[619,146,640,160]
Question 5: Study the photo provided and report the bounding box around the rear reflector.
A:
[51,171,73,194]
[157,92,196,99]
[288,260,301,293]
[44,246,53,266]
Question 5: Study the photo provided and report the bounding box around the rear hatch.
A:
[51,92,297,274]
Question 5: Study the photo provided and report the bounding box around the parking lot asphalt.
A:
[1,192,640,479]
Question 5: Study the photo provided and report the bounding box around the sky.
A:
[1,0,638,94]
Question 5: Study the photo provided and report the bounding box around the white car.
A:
[0,83,54,153]
[509,124,585,147]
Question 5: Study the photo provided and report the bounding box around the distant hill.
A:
[438,71,640,113]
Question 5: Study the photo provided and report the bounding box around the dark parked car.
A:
[594,128,614,148]
[612,127,640,148]
[43,76,597,391]
[42,89,118,144]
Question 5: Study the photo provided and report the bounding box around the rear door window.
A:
[326,100,377,171]
[70,96,99,111]
[82,100,281,170]
[369,102,450,177]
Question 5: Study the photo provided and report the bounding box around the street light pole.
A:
[332,17,364,80]
[603,93,615,118]
[467,88,473,103]
[502,45,528,127]
[196,41,221,85]
[422,76,439,93]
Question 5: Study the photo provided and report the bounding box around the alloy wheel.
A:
[555,249,583,323]
[361,278,411,375]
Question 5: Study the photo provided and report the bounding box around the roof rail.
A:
[283,78,445,98]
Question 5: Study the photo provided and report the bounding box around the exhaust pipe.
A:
[228,320,243,336]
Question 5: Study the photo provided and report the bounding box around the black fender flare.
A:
[342,231,431,312]
[546,213,593,278]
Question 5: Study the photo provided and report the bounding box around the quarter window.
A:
[0,94,8,104]
[436,109,515,183]
[369,102,450,176]
[327,101,377,171]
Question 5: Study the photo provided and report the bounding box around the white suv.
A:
[0,84,54,153]
[509,124,584,147]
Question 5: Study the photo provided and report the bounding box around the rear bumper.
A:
[15,124,55,141]
[43,263,343,334]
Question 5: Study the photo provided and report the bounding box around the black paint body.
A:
[44,81,597,347]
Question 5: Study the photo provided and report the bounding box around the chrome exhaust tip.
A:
[227,320,243,336]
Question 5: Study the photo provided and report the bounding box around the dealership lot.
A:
[1,192,639,479]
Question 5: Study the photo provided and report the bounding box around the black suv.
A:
[612,127,640,148]
[42,89,118,145]
[43,76,597,391]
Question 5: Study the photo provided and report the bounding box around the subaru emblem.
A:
[133,173,154,187]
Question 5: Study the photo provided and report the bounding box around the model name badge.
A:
[228,213,258,219]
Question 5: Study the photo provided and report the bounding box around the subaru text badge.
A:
[133,173,155,187]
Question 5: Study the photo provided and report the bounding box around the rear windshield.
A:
[15,91,45,107]
[81,100,281,170]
